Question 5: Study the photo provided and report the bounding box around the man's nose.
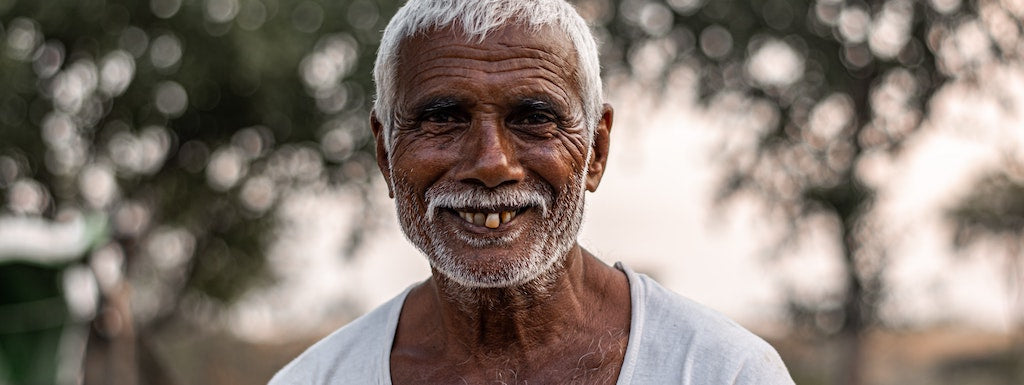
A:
[455,119,525,188]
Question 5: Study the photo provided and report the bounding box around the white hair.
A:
[372,0,604,152]
[425,186,549,222]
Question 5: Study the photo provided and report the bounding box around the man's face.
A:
[374,24,603,288]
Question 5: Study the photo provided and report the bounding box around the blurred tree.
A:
[949,163,1024,335]
[947,161,1024,384]
[0,0,399,383]
[592,0,1021,384]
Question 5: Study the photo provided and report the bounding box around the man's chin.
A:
[427,248,561,289]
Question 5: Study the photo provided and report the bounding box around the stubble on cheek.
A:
[392,174,433,257]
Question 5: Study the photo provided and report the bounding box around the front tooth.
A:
[485,213,500,228]
[508,210,517,220]
[459,212,471,222]
[500,211,512,223]
[473,213,486,226]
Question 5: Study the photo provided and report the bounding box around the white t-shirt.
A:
[270,263,795,384]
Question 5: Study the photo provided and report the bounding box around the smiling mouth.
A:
[448,207,529,229]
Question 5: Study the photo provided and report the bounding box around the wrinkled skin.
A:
[371,24,629,384]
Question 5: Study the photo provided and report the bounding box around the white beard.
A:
[393,168,588,289]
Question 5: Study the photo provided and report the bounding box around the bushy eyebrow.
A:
[517,98,553,110]
[406,95,569,118]
[514,97,567,117]
[412,96,461,117]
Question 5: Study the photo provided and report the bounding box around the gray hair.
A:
[372,0,604,152]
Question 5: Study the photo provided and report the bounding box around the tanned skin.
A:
[371,24,630,385]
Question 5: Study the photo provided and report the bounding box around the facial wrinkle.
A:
[498,43,575,68]
[419,40,570,63]
[407,61,570,91]
[554,135,589,168]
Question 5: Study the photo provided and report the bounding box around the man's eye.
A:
[516,113,554,125]
[425,112,459,123]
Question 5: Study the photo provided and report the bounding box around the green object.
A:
[0,263,69,385]
[0,212,108,384]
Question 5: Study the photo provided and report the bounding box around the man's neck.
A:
[390,245,631,384]
[402,244,628,356]
[429,245,590,353]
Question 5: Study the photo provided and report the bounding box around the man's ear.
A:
[370,110,394,198]
[585,104,613,192]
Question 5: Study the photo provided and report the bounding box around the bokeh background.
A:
[1,0,1022,384]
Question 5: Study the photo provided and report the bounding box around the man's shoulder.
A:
[633,269,765,347]
[620,264,794,384]
[268,288,410,385]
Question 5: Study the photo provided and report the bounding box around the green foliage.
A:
[0,0,401,318]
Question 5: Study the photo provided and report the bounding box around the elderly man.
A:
[272,0,794,384]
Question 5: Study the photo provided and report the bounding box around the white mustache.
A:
[425,184,550,222]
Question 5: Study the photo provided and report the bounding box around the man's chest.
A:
[388,339,628,385]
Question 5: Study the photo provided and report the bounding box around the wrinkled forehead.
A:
[393,23,582,99]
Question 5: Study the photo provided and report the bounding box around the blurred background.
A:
[0,0,1022,384]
